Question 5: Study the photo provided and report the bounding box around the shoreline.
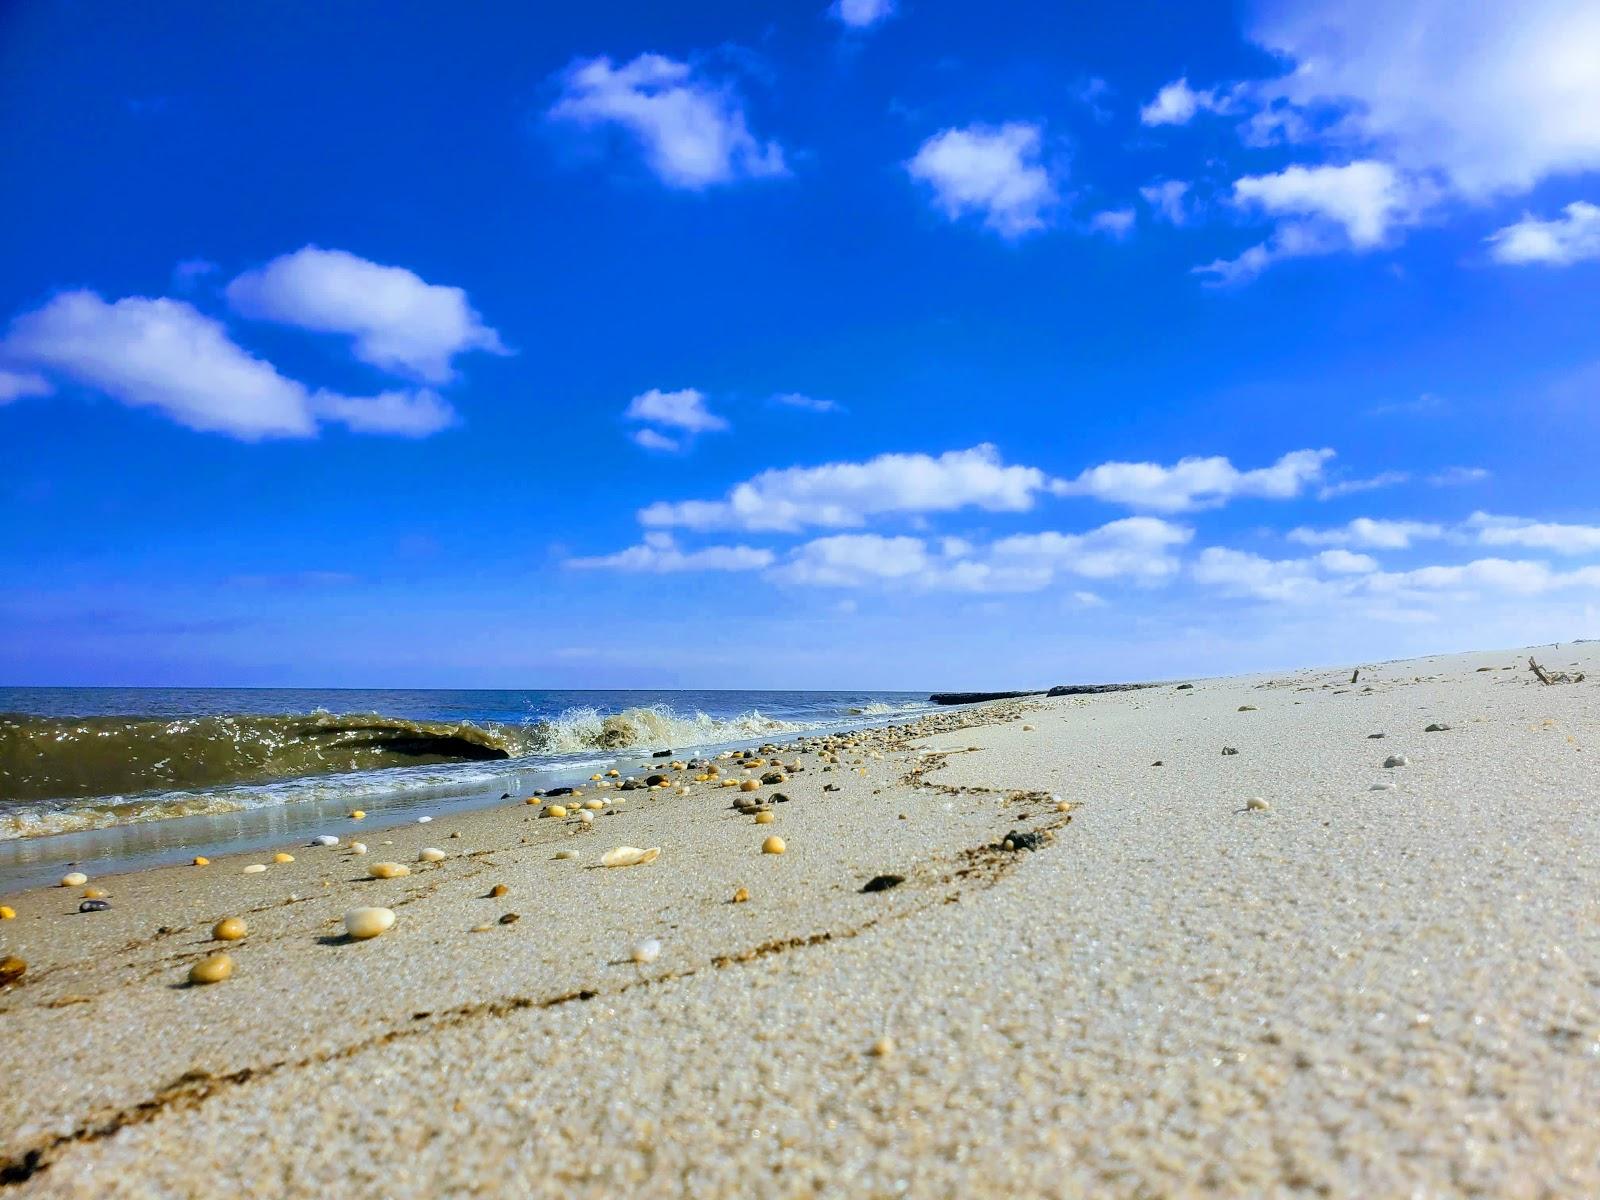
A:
[1,643,1596,1196]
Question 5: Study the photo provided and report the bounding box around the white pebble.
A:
[349,842,368,854]
[416,816,432,824]
[418,847,447,863]
[1370,782,1395,792]
[1245,796,1270,812]
[1384,755,1409,768]
[631,938,661,964]
[313,835,340,847]
[344,906,396,939]
[242,864,268,874]
[60,872,88,887]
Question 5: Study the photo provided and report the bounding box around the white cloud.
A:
[1318,470,1409,499]
[1052,448,1332,512]
[1089,208,1136,238]
[1249,0,1600,199]
[548,54,787,190]
[1468,512,1600,555]
[2,290,454,440]
[631,427,680,452]
[640,443,1051,532]
[226,246,505,383]
[0,368,52,404]
[568,531,774,573]
[624,387,729,434]
[771,391,840,413]
[1288,518,1444,549]
[1429,466,1490,486]
[1487,201,1600,266]
[772,518,1190,592]
[1140,78,1220,126]
[906,123,1058,238]
[831,0,894,29]
[1192,547,1334,603]
[1140,180,1190,225]
[1315,548,1378,574]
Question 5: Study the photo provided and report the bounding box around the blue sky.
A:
[2,0,1599,689]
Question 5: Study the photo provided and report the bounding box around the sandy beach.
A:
[1,644,1597,1197]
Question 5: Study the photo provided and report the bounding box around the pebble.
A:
[349,842,368,855]
[273,853,295,864]
[861,874,905,893]
[1245,797,1270,812]
[631,938,661,964]
[584,799,604,811]
[0,906,14,920]
[313,835,340,847]
[349,810,366,819]
[1370,782,1395,791]
[869,1036,895,1057]
[416,816,432,824]
[344,907,396,939]
[732,887,750,903]
[82,887,108,900]
[498,912,521,925]
[212,917,247,941]
[188,954,233,985]
[1384,755,1409,768]
[79,899,111,913]
[193,857,210,866]
[754,811,776,824]
[418,847,447,862]
[243,864,268,874]
[60,872,88,888]
[546,805,569,819]
[739,779,760,793]
[0,955,24,985]
[1021,725,1035,732]
[1425,723,1451,732]
[1221,746,1238,756]
[369,862,411,879]
[579,811,594,825]
[553,850,577,860]
[601,846,661,867]
[489,884,509,897]
[1238,705,1257,712]
[762,836,787,855]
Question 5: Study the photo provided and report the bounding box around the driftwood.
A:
[1350,668,1360,684]
[1528,656,1585,685]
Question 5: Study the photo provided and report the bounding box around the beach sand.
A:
[1,645,1597,1197]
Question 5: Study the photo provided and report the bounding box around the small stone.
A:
[1245,796,1270,812]
[579,811,594,825]
[861,874,905,893]
[416,816,432,824]
[631,938,661,964]
[489,884,509,898]
[349,810,366,819]
[369,862,411,879]
[1238,705,1257,712]
[212,917,247,941]
[498,912,521,925]
[345,907,396,939]
[192,857,210,866]
[584,799,604,811]
[1424,723,1451,732]
[1370,782,1395,791]
[79,899,111,913]
[761,836,786,855]
[760,771,786,785]
[739,779,760,793]
[188,954,233,985]
[82,887,109,900]
[732,887,750,903]
[243,864,268,874]
[418,847,447,863]
[313,835,339,847]
[869,1036,895,1057]
[0,906,14,920]
[1221,747,1238,756]
[553,850,577,860]
[545,805,569,819]
[0,955,24,985]
[754,811,776,825]
[1367,733,1386,739]
[1384,755,1409,769]
[273,853,295,864]
[60,872,88,888]
[1021,725,1035,732]
[349,842,368,855]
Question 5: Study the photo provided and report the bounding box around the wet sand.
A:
[1,646,1597,1197]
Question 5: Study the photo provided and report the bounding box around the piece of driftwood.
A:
[1529,656,1585,685]
[1350,668,1360,684]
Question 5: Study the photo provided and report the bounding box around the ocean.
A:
[0,687,933,889]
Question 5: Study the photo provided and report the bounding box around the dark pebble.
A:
[861,874,905,893]
[545,787,574,797]
[1425,723,1451,732]
[652,749,673,758]
[1221,747,1238,756]
[79,899,111,913]
[1367,733,1386,739]
[998,830,1047,852]
[498,912,520,925]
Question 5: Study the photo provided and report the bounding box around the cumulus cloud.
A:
[1139,180,1190,225]
[771,518,1191,592]
[1089,209,1136,238]
[1249,0,1600,199]
[1139,78,1220,126]
[631,427,681,452]
[0,368,52,404]
[1315,548,1379,574]
[548,54,787,189]
[1288,518,1444,549]
[906,123,1058,238]
[831,0,894,29]
[1052,449,1332,512]
[568,531,774,572]
[1197,162,1419,282]
[1468,512,1600,555]
[624,387,729,433]
[226,246,506,383]
[640,444,1051,532]
[771,392,841,413]
[2,290,455,440]
[1487,201,1600,266]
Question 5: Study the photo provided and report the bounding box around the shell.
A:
[188,954,233,985]
[1245,796,1270,812]
[631,938,661,964]
[368,862,411,879]
[193,856,210,866]
[600,846,661,868]
[418,847,447,863]
[761,836,786,855]
[344,907,395,939]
